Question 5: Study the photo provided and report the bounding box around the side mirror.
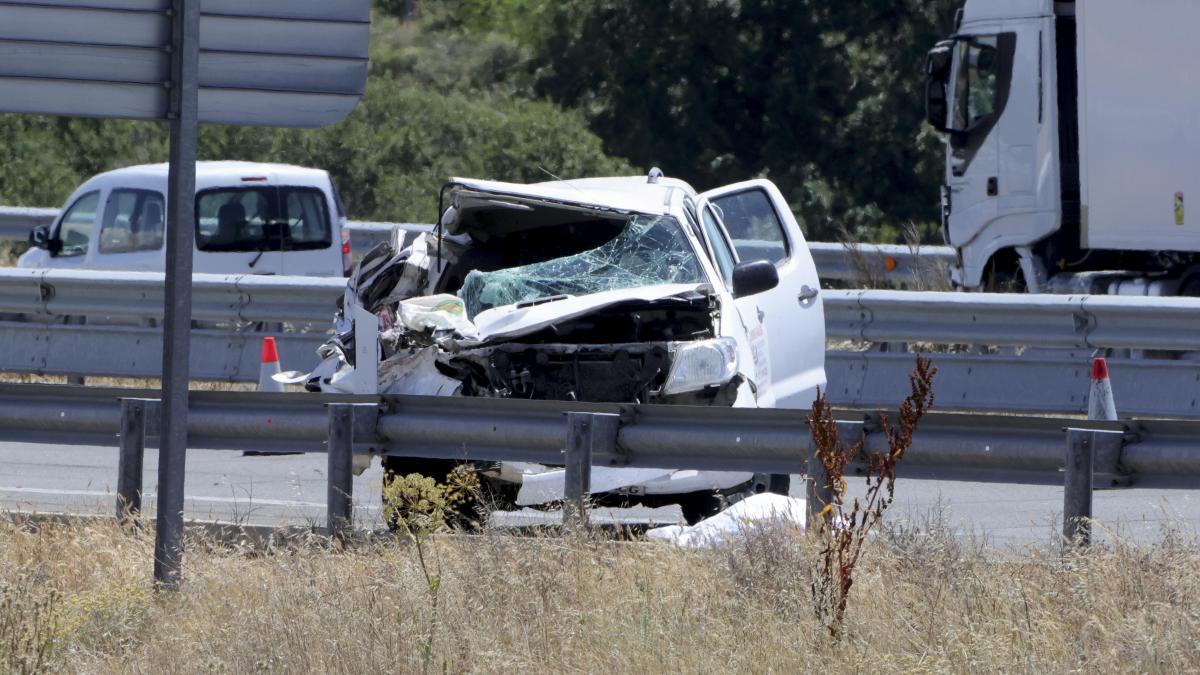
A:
[925,79,948,130]
[732,260,779,298]
[924,39,955,131]
[28,225,50,249]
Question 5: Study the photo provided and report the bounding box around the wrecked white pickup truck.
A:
[302,170,826,523]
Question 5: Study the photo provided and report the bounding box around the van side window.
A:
[709,188,790,265]
[55,191,100,257]
[99,189,166,254]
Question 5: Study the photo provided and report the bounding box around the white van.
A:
[19,161,351,277]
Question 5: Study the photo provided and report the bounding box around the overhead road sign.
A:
[0,0,370,127]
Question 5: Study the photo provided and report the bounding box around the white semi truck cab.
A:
[925,0,1200,295]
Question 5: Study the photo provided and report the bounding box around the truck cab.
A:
[20,161,351,277]
[925,0,1200,295]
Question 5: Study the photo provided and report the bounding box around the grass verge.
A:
[1,517,1197,672]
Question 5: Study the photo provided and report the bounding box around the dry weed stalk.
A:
[0,582,59,674]
[809,354,936,636]
[382,467,480,675]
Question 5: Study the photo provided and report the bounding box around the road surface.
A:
[0,441,1196,546]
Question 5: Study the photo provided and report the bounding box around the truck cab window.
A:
[709,188,790,265]
[55,191,100,257]
[99,189,165,253]
[953,36,999,130]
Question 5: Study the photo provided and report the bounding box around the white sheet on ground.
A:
[515,466,675,506]
[645,493,807,547]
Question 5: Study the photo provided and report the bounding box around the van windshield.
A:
[195,186,331,252]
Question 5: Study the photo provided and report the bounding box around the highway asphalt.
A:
[0,440,1197,547]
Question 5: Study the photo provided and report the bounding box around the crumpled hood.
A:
[463,282,712,345]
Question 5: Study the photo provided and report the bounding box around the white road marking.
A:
[0,485,379,511]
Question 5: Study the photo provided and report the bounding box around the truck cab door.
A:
[698,179,825,410]
[943,32,1015,250]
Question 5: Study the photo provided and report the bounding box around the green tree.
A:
[528,0,959,241]
[0,10,631,223]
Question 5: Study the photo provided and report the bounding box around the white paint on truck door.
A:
[699,179,825,410]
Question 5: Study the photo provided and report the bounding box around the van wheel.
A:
[677,490,724,525]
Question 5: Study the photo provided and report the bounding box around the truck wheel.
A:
[677,490,724,525]
[982,254,1026,293]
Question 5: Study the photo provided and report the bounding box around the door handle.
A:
[798,285,818,307]
[987,176,998,196]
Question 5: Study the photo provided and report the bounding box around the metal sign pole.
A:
[153,0,200,590]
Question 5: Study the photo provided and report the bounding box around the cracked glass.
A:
[458,215,704,318]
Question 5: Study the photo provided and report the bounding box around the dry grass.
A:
[0,241,23,267]
[0,517,1197,673]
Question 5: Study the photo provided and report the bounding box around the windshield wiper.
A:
[514,294,570,309]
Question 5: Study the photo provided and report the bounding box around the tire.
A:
[677,490,724,525]
[982,254,1027,293]
[767,473,791,496]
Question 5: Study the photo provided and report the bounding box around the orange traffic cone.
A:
[1087,356,1117,421]
[259,337,284,392]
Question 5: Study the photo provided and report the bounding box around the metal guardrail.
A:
[11,271,1200,351]
[807,241,956,285]
[3,270,1200,418]
[3,383,1198,535]
[828,349,1200,419]
[0,267,341,323]
[824,289,1200,351]
[0,268,340,379]
[4,384,1199,476]
[0,206,57,239]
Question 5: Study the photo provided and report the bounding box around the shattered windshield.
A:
[458,214,705,318]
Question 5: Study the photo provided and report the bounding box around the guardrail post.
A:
[327,404,355,542]
[563,412,594,531]
[116,398,151,525]
[1063,428,1094,546]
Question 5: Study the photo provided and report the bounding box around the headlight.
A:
[661,337,739,395]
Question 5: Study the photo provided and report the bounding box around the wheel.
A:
[982,253,1027,293]
[767,473,791,496]
[677,490,724,525]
